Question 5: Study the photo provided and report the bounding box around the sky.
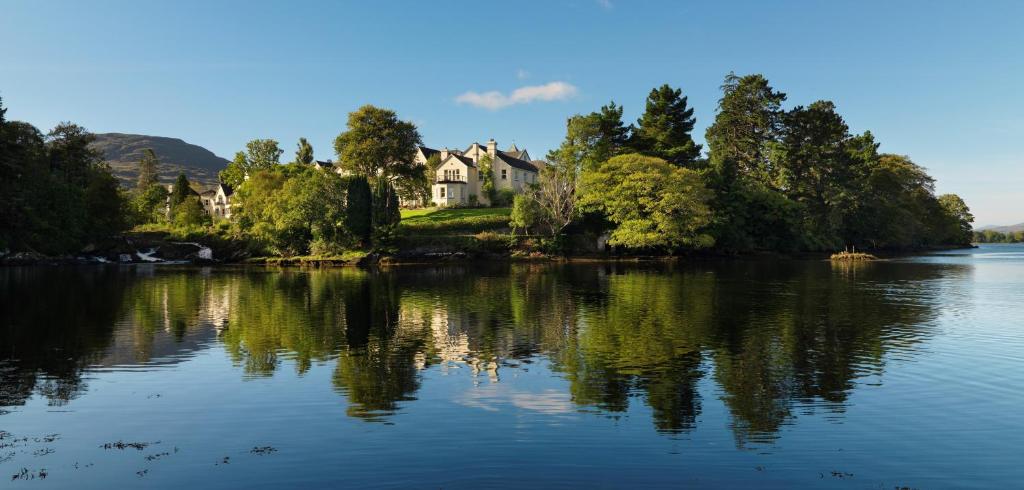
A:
[2,0,1022,225]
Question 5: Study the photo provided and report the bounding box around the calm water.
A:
[2,245,1023,488]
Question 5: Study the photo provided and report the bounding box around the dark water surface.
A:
[2,245,1023,488]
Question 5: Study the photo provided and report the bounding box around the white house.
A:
[199,183,233,219]
[428,139,541,207]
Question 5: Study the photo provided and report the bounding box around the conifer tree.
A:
[136,148,159,191]
[294,137,314,165]
[631,85,702,167]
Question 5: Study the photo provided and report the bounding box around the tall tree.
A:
[704,73,788,251]
[774,100,857,247]
[294,137,314,165]
[334,105,422,185]
[547,101,631,175]
[706,73,787,186]
[630,85,702,167]
[136,148,160,191]
[46,122,100,186]
[245,139,283,170]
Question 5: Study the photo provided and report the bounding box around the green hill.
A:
[90,133,228,186]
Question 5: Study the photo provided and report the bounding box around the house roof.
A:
[496,150,538,172]
[219,183,234,196]
[506,143,519,152]
[313,160,335,168]
[418,146,440,159]
[446,153,477,167]
[435,180,468,184]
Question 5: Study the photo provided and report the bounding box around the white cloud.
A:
[596,0,613,9]
[455,81,579,110]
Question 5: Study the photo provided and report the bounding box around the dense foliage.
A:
[523,75,975,253]
[0,98,129,253]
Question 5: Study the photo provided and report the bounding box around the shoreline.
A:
[1,244,977,268]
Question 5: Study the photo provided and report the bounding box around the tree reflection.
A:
[0,260,955,445]
[0,267,129,409]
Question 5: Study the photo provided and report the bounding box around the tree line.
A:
[513,73,975,252]
[973,229,1024,243]
[0,97,128,254]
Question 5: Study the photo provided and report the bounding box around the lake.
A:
[2,245,1023,488]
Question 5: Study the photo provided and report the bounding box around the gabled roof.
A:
[418,146,440,159]
[496,150,538,172]
[445,153,476,167]
[506,143,519,152]
[313,160,335,168]
[219,183,234,197]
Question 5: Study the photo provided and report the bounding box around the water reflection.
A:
[0,260,956,442]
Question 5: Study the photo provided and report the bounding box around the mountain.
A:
[90,133,228,186]
[976,223,1024,233]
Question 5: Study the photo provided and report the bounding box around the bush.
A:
[493,188,516,207]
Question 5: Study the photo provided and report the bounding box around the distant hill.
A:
[90,133,228,186]
[976,223,1024,233]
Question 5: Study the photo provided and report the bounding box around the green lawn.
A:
[401,207,510,223]
[399,207,511,234]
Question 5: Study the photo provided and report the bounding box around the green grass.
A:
[401,207,510,223]
[399,207,511,235]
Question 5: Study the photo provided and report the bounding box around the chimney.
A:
[441,147,449,160]
[487,138,497,158]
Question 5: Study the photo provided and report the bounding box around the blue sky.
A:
[2,0,1022,225]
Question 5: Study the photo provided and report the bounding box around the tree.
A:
[630,85,702,167]
[547,101,631,175]
[578,154,714,250]
[334,105,422,185]
[510,193,543,235]
[130,182,169,225]
[219,151,248,188]
[294,137,314,165]
[706,73,787,186]
[136,148,159,190]
[774,100,857,248]
[371,179,401,244]
[245,139,283,170]
[169,173,192,208]
[478,155,497,204]
[531,165,577,236]
[46,122,100,186]
[171,196,210,229]
[345,176,373,246]
[937,194,974,246]
[704,73,788,250]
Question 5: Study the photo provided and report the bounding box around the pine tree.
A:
[170,173,191,207]
[631,85,702,167]
[294,137,314,165]
[136,148,159,191]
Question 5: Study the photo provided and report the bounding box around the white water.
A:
[173,242,214,260]
[136,248,161,262]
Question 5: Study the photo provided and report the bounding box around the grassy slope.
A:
[397,208,512,248]
[400,207,511,223]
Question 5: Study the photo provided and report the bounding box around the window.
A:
[501,169,507,180]
[440,187,446,198]
[514,170,519,181]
